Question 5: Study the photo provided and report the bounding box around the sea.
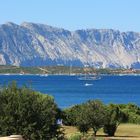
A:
[0,74,140,108]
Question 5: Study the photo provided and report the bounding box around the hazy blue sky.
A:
[0,0,140,31]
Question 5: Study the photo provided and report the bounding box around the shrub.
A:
[119,104,140,124]
[68,133,82,140]
[0,82,63,140]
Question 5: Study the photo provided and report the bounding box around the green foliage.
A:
[103,104,126,136]
[103,124,117,137]
[74,105,90,134]
[64,101,140,137]
[1,65,139,75]
[0,65,42,74]
[68,133,82,140]
[119,104,140,124]
[85,100,106,136]
[127,113,140,124]
[63,105,80,126]
[64,104,90,134]
[64,100,106,136]
[0,82,63,140]
[67,133,97,140]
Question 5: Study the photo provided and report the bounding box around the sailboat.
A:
[78,50,101,82]
[78,66,101,81]
[69,64,75,76]
[78,67,100,87]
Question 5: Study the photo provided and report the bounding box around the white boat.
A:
[85,83,93,86]
[69,64,76,76]
[4,73,10,75]
[78,50,101,81]
[78,74,101,81]
[40,74,48,77]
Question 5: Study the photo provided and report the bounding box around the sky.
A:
[0,0,140,32]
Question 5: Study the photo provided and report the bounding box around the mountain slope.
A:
[0,22,140,68]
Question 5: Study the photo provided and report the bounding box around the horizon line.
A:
[0,21,140,33]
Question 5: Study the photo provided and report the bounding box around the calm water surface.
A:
[0,75,140,108]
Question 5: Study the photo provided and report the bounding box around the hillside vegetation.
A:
[0,65,140,75]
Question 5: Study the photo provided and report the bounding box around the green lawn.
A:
[64,123,140,139]
[115,124,140,137]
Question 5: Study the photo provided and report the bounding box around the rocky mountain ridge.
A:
[0,22,140,68]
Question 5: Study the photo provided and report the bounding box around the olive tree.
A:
[103,104,126,136]
[85,100,107,136]
[75,105,90,135]
[63,104,90,134]
[64,100,107,136]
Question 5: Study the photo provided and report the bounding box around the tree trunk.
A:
[94,130,97,136]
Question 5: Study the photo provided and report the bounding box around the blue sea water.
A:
[0,75,140,108]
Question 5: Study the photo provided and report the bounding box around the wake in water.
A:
[84,83,93,86]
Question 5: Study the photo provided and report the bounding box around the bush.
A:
[67,133,97,140]
[119,104,140,124]
[0,82,63,140]
[68,133,82,140]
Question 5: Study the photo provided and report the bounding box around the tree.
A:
[63,104,90,135]
[64,100,106,136]
[119,104,140,124]
[0,82,63,140]
[63,105,80,126]
[103,104,126,136]
[75,105,90,135]
[85,100,106,136]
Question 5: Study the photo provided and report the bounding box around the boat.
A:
[4,73,10,75]
[84,83,93,86]
[39,74,48,77]
[78,50,101,81]
[69,64,73,76]
[78,74,101,81]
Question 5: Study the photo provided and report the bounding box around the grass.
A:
[115,124,140,137]
[64,123,140,139]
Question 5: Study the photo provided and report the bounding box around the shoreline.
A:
[0,73,140,76]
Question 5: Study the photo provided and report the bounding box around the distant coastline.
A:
[0,65,140,75]
[0,73,140,76]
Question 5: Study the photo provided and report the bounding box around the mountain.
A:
[0,22,140,68]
